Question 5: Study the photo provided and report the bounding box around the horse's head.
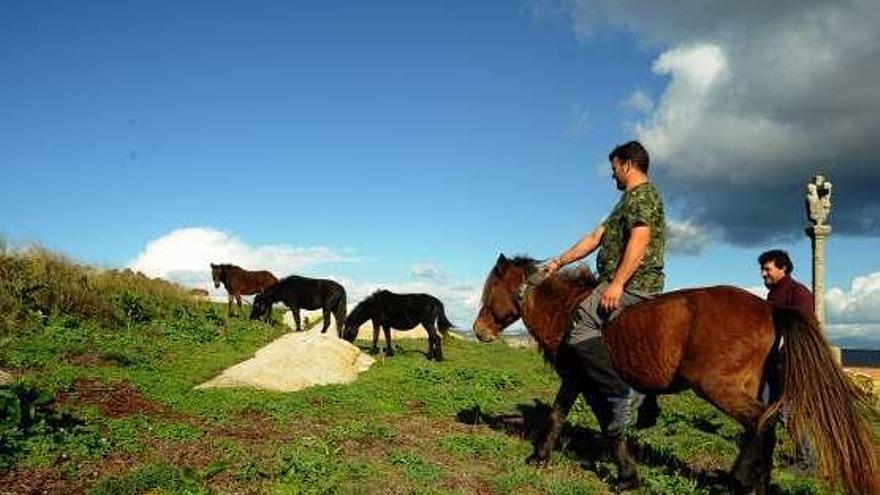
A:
[250,292,272,321]
[210,263,223,288]
[473,254,533,342]
[342,293,375,342]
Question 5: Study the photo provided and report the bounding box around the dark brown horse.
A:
[473,254,877,495]
[210,263,278,316]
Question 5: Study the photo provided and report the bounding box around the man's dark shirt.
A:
[767,275,814,319]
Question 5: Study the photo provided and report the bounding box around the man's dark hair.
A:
[609,141,650,173]
[758,249,794,275]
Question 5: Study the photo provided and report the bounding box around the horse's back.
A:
[606,286,774,392]
[375,292,441,329]
[276,276,344,309]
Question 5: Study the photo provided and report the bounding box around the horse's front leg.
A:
[291,308,302,332]
[227,294,234,316]
[236,294,243,314]
[370,319,380,355]
[383,326,394,356]
[527,378,579,467]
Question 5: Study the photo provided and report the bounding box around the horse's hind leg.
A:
[731,424,776,495]
[526,378,578,467]
[425,322,442,361]
[321,307,331,333]
[709,390,771,494]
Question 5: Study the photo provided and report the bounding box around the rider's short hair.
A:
[609,141,650,173]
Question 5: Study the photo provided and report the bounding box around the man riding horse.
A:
[542,140,664,463]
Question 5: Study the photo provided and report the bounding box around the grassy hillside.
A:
[0,247,845,494]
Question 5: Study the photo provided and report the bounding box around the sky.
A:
[2,1,878,347]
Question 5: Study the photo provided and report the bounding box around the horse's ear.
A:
[496,253,508,265]
[210,263,216,268]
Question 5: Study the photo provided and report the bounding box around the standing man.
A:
[758,248,814,470]
[758,249,814,319]
[543,140,666,442]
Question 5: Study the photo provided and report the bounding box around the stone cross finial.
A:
[805,173,833,225]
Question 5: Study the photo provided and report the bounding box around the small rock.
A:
[0,369,13,387]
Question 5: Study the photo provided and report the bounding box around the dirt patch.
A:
[0,466,91,495]
[56,378,164,418]
[67,351,114,368]
[212,409,277,441]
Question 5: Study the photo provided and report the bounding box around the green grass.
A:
[0,246,849,494]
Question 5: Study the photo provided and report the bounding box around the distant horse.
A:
[250,275,347,336]
[343,290,453,361]
[473,254,877,495]
[210,263,278,316]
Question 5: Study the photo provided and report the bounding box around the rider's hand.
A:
[542,258,562,276]
[600,282,624,312]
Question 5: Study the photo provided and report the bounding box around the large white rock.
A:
[195,326,375,392]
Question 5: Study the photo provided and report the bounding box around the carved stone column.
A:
[805,224,831,329]
[804,173,837,361]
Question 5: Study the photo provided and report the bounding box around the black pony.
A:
[343,290,453,360]
[250,275,347,337]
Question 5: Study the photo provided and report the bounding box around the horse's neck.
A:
[223,266,243,286]
[521,275,594,355]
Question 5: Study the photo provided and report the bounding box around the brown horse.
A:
[210,263,278,316]
[473,254,877,495]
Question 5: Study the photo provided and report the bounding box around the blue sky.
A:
[2,1,878,346]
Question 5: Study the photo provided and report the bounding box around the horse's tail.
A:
[436,302,453,338]
[767,307,878,495]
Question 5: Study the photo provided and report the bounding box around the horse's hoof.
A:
[613,476,641,492]
[525,454,548,468]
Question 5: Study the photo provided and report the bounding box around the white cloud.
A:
[621,90,654,113]
[826,271,880,324]
[410,263,444,281]
[666,219,712,255]
[554,0,880,242]
[127,227,356,295]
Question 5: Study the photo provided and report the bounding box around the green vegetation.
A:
[0,246,844,493]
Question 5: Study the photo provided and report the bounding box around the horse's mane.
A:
[215,263,242,271]
[485,255,598,361]
[482,255,598,302]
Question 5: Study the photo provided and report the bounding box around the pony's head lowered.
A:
[343,290,385,342]
[249,292,273,321]
[472,254,536,342]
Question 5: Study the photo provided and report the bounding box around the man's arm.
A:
[545,224,605,274]
[601,225,651,311]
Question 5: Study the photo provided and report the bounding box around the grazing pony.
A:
[473,254,877,495]
[343,290,453,361]
[250,275,347,336]
[210,263,278,316]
